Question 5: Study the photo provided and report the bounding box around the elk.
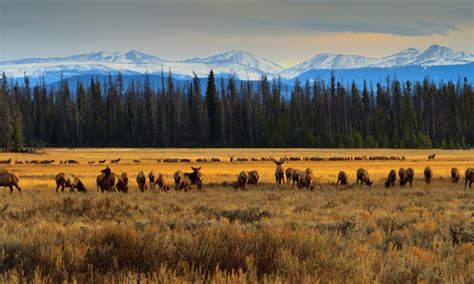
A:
[428,153,436,160]
[399,167,414,187]
[385,169,397,188]
[156,173,170,192]
[247,170,259,186]
[148,171,158,190]
[285,168,295,184]
[272,158,285,184]
[111,158,121,164]
[116,172,129,193]
[298,168,313,189]
[465,168,473,188]
[55,173,86,193]
[183,167,203,190]
[451,167,460,184]
[97,167,116,192]
[356,168,373,186]
[98,160,106,164]
[337,171,348,185]
[173,170,183,190]
[232,171,248,190]
[424,167,433,184]
[0,169,21,193]
[0,159,12,164]
[136,171,147,192]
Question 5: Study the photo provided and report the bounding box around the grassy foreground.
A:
[0,148,472,282]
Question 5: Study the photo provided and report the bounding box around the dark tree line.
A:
[0,71,472,150]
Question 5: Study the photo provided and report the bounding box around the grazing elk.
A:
[385,169,397,188]
[273,158,285,184]
[133,159,141,164]
[136,171,147,192]
[0,169,21,193]
[451,167,460,184]
[97,167,116,192]
[55,173,86,193]
[298,168,313,189]
[115,172,129,193]
[285,168,295,184]
[399,167,415,187]
[337,171,348,185]
[247,170,259,186]
[111,158,121,164]
[232,171,248,190]
[88,161,95,164]
[424,167,433,184]
[465,168,473,188]
[156,173,170,192]
[356,168,373,186]
[428,153,436,160]
[291,170,304,188]
[98,160,106,164]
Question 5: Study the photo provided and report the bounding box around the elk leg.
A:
[9,185,13,194]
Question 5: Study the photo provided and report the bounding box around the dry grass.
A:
[0,148,472,282]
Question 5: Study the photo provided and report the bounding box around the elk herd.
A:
[0,158,473,194]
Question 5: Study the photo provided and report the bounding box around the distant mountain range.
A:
[1,45,473,84]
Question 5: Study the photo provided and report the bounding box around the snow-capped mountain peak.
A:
[183,50,283,74]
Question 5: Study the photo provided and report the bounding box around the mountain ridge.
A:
[1,45,473,82]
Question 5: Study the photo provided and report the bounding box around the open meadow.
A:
[0,148,472,282]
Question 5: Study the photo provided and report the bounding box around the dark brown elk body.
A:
[136,171,147,192]
[428,153,436,160]
[465,168,473,188]
[451,168,460,183]
[0,169,21,193]
[356,168,373,186]
[337,171,348,185]
[247,170,259,186]
[116,173,129,193]
[385,169,397,188]
[273,159,285,184]
[233,171,248,190]
[424,167,433,184]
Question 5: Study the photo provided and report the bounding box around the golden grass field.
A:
[0,148,472,282]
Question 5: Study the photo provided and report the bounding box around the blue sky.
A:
[1,0,473,66]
